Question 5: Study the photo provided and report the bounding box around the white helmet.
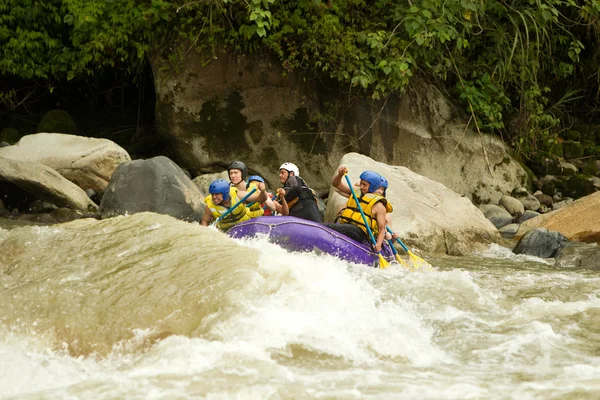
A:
[279,162,299,176]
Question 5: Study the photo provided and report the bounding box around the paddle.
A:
[386,226,428,270]
[343,173,389,269]
[387,239,410,269]
[210,188,257,228]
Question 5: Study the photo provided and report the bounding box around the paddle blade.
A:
[378,253,389,269]
[408,251,430,271]
[394,253,411,270]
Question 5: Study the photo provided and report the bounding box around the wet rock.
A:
[27,199,58,213]
[99,156,205,222]
[519,210,540,223]
[555,242,600,270]
[50,208,84,223]
[499,195,524,217]
[513,228,569,258]
[479,204,514,229]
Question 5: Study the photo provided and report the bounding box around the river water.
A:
[1,213,598,399]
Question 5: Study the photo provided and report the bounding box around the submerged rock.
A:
[555,242,600,269]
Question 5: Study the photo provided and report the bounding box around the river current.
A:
[1,213,598,399]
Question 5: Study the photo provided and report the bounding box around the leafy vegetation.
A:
[2,0,600,159]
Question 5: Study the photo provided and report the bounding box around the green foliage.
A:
[2,0,600,161]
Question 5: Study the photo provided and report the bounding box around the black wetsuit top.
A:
[283,175,322,223]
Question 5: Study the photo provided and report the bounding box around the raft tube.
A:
[227,216,395,267]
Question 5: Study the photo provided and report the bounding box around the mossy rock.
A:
[563,140,584,160]
[546,141,564,158]
[563,129,581,141]
[583,144,600,158]
[529,155,562,176]
[565,174,597,199]
[581,160,599,176]
[37,110,76,134]
[0,127,21,144]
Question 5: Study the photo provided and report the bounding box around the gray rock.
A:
[559,161,578,176]
[192,171,229,199]
[479,204,514,229]
[520,194,541,211]
[511,187,529,197]
[0,157,98,212]
[0,141,10,148]
[555,242,600,269]
[519,210,541,223]
[499,223,520,238]
[99,156,205,222]
[499,195,524,217]
[513,228,569,258]
[0,133,131,193]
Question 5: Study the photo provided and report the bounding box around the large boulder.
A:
[0,133,131,193]
[150,49,528,203]
[192,171,229,199]
[515,191,600,244]
[99,156,205,221]
[0,157,98,212]
[325,153,500,255]
[513,228,569,258]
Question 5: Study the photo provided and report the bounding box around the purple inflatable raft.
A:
[227,216,395,267]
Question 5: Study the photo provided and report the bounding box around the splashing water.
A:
[1,213,599,399]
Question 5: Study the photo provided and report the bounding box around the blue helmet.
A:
[379,176,388,196]
[359,171,382,193]
[247,175,264,183]
[209,179,231,201]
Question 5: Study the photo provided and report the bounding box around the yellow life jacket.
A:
[245,182,265,219]
[337,191,393,237]
[205,187,251,231]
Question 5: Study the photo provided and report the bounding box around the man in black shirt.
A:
[274,162,322,223]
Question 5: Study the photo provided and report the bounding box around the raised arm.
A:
[238,181,268,203]
[331,165,351,197]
